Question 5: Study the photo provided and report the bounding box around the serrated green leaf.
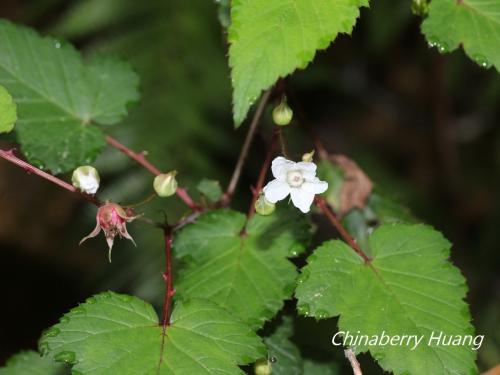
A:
[0,351,67,375]
[197,178,223,202]
[0,19,139,172]
[422,0,500,71]
[296,224,477,375]
[229,0,368,125]
[40,292,265,375]
[0,84,16,133]
[174,208,310,329]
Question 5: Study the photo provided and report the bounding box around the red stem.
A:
[315,196,371,263]
[247,129,279,218]
[0,148,100,206]
[158,227,174,370]
[105,135,200,211]
[222,89,272,205]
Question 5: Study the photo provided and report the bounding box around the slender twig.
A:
[288,89,329,160]
[276,127,289,158]
[222,89,272,205]
[105,135,200,211]
[315,196,371,263]
[344,349,363,375]
[0,148,101,206]
[246,129,279,219]
[158,227,174,372]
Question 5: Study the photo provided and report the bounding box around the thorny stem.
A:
[315,196,371,263]
[344,349,363,375]
[222,89,272,205]
[105,135,200,211]
[246,129,279,219]
[158,227,174,372]
[0,148,101,206]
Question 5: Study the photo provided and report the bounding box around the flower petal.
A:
[263,179,290,203]
[79,222,101,245]
[290,188,315,213]
[271,156,295,180]
[302,178,328,194]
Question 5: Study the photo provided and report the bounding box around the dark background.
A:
[0,0,498,372]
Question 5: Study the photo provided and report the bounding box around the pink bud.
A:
[80,202,137,262]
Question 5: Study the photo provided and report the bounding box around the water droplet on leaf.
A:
[54,351,77,364]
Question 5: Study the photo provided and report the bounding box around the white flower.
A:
[72,166,100,195]
[263,156,328,213]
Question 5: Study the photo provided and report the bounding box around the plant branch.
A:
[158,227,174,371]
[105,135,200,211]
[246,128,279,219]
[222,89,272,205]
[344,348,363,375]
[288,89,329,160]
[0,148,101,206]
[315,196,371,263]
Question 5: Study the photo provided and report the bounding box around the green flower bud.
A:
[272,100,293,126]
[72,165,100,194]
[154,171,178,197]
[301,150,315,162]
[254,358,272,375]
[411,0,428,16]
[255,194,275,216]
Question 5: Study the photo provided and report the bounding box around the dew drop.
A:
[120,294,133,303]
[54,41,61,49]
[54,351,77,364]
[297,304,310,316]
[472,54,491,69]
[269,356,277,363]
[315,309,329,320]
[43,327,60,337]
[39,342,50,356]
[71,306,86,315]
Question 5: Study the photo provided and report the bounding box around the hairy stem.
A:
[315,196,371,263]
[222,89,272,205]
[247,129,279,219]
[105,135,200,211]
[0,148,101,206]
[344,348,363,375]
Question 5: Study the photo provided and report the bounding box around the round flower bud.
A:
[254,358,272,375]
[301,150,315,162]
[272,100,293,126]
[255,194,275,216]
[154,171,178,197]
[72,165,100,194]
[411,0,428,15]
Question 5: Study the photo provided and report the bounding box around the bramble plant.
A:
[0,0,498,374]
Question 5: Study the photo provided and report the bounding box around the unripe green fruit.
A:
[72,165,100,194]
[272,101,293,126]
[154,171,178,197]
[254,358,272,375]
[255,194,275,216]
